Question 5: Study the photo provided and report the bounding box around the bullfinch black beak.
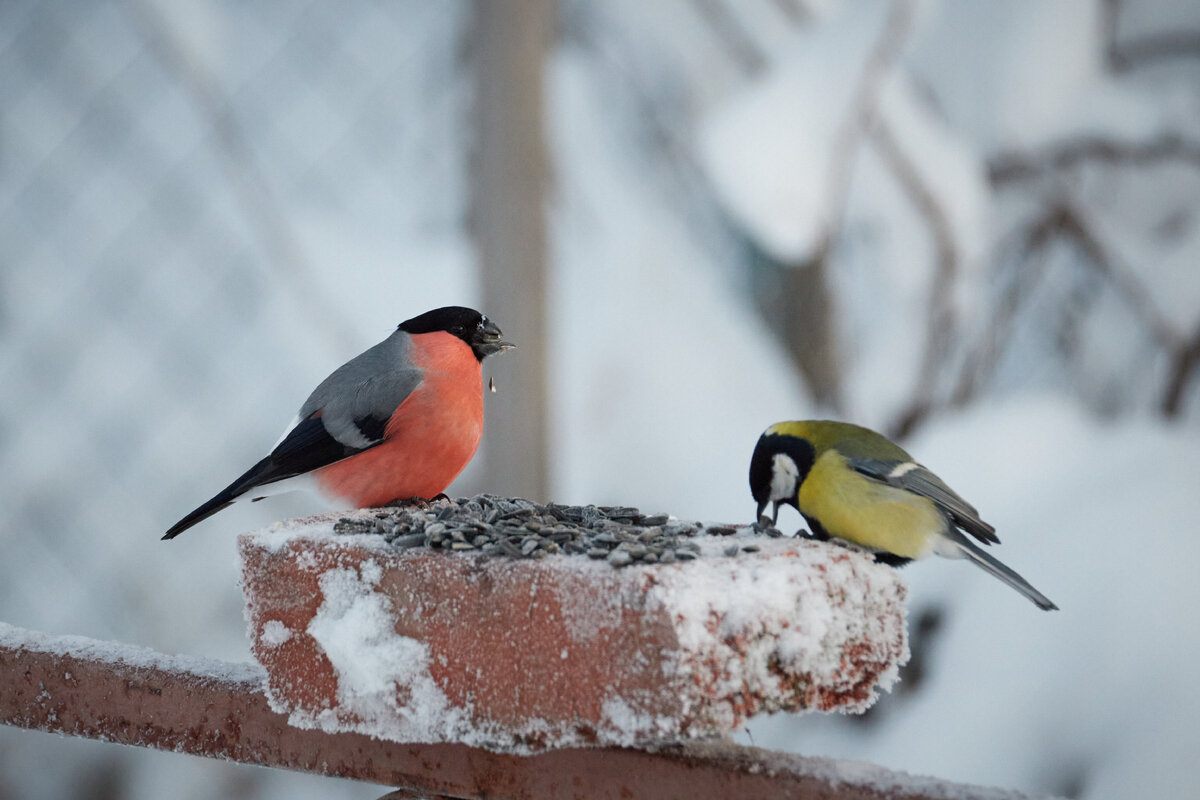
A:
[473,320,516,358]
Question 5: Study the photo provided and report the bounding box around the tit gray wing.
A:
[849,457,999,545]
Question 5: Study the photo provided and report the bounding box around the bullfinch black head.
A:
[399,306,515,361]
[748,431,815,524]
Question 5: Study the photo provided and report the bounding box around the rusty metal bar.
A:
[0,624,1027,799]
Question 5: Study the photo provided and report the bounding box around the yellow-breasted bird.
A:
[748,420,1057,611]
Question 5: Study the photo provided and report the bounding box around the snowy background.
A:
[2,1,1199,798]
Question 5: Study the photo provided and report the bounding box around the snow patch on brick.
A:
[295,560,469,742]
[651,535,909,717]
[259,620,293,647]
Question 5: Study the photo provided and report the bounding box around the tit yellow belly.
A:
[797,450,945,559]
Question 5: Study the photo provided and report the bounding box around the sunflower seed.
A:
[607,549,634,567]
[353,494,778,569]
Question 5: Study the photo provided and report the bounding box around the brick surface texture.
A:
[240,511,909,752]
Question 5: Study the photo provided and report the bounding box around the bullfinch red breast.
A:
[164,306,513,539]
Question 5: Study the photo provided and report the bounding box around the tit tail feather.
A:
[953,534,1058,611]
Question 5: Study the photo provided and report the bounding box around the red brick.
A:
[240,512,908,752]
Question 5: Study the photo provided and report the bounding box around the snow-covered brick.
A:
[239,498,909,753]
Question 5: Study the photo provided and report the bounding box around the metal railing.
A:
[0,622,1029,800]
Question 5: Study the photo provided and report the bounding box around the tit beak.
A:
[474,320,516,358]
[754,501,781,529]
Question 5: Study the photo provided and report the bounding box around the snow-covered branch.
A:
[989,134,1200,185]
[869,118,960,438]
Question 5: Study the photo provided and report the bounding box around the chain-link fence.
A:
[1,3,472,797]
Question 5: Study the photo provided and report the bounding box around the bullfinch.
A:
[164,306,513,539]
[749,420,1057,610]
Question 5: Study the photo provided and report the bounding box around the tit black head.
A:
[399,306,515,361]
[749,432,816,522]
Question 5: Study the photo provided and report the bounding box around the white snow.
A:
[875,70,991,271]
[0,621,264,686]
[648,534,908,718]
[258,620,292,648]
[905,1,1095,153]
[295,562,464,740]
[697,0,895,262]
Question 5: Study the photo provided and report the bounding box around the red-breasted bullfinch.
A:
[163,306,513,539]
[749,421,1057,610]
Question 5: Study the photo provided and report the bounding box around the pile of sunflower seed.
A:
[331,494,784,567]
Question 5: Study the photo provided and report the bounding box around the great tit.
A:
[749,420,1057,611]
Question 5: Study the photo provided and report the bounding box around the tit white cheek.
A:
[769,454,799,502]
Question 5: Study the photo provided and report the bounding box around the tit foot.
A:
[750,516,785,538]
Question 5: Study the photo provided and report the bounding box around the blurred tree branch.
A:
[972,122,1200,419]
[691,0,768,75]
[1102,0,1200,71]
[989,135,1200,184]
[951,196,1200,418]
[586,1,1200,427]
[1162,322,1200,418]
[950,206,1060,409]
[736,0,919,413]
[869,119,960,440]
[795,0,917,413]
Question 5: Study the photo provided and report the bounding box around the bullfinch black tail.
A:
[162,456,271,540]
[953,533,1058,611]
